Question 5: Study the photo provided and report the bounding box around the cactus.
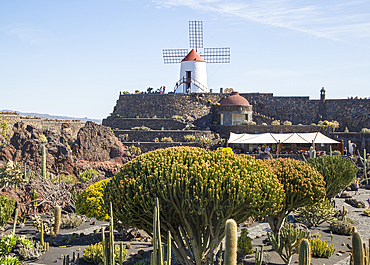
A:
[151,198,172,265]
[357,149,368,185]
[353,232,365,265]
[224,219,237,265]
[104,147,284,265]
[40,222,45,248]
[308,155,358,200]
[298,239,311,265]
[267,222,310,264]
[330,145,333,156]
[12,208,18,234]
[310,145,316,159]
[50,205,61,245]
[63,252,79,265]
[255,245,263,265]
[266,158,325,236]
[41,145,47,179]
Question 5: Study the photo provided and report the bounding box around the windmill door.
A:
[186,71,191,93]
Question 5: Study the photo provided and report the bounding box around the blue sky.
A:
[1,0,369,119]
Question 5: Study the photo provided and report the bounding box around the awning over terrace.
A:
[228,132,340,144]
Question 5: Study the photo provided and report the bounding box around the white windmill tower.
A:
[163,21,230,93]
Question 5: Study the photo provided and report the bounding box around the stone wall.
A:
[102,118,186,130]
[0,114,85,138]
[114,130,214,142]
[109,92,370,131]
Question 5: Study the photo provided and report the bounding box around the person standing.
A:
[354,180,360,195]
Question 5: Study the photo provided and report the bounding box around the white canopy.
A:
[228,132,340,144]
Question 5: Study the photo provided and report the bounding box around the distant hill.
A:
[0,109,102,124]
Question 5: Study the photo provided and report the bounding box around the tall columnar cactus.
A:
[40,222,45,249]
[298,239,311,265]
[224,219,237,265]
[12,208,18,234]
[352,232,365,265]
[41,145,47,179]
[255,245,264,265]
[310,145,316,159]
[50,205,61,245]
[151,198,172,265]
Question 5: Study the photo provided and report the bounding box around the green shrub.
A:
[271,120,280,125]
[361,128,370,133]
[240,120,256,125]
[330,220,354,235]
[104,147,284,265]
[196,136,213,148]
[76,178,110,221]
[0,160,27,188]
[308,156,358,199]
[171,115,183,120]
[160,137,174,142]
[184,135,196,142]
[131,126,151,131]
[0,255,22,265]
[122,91,130,94]
[294,199,337,227]
[51,174,78,184]
[38,134,47,143]
[128,145,141,155]
[0,195,15,228]
[0,233,33,256]
[363,208,370,216]
[265,158,326,235]
[283,120,292,125]
[79,169,99,183]
[308,237,336,258]
[237,229,253,255]
[332,150,342,156]
[83,241,127,264]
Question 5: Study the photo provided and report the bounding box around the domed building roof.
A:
[220,92,250,105]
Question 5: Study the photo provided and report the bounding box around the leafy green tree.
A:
[265,158,326,236]
[308,156,358,199]
[104,147,284,265]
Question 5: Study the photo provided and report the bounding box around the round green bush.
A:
[104,147,284,265]
[79,169,99,183]
[0,195,15,228]
[76,178,110,221]
[265,158,326,234]
[308,155,358,199]
[83,242,127,264]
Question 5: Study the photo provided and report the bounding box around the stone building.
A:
[217,92,253,125]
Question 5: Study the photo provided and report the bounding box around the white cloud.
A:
[153,0,370,47]
[6,27,48,45]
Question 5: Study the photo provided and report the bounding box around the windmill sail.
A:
[163,49,189,64]
[189,21,203,51]
[202,48,230,63]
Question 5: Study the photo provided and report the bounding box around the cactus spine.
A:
[12,208,18,234]
[352,232,365,265]
[255,245,264,265]
[41,145,47,179]
[298,239,311,265]
[50,205,61,245]
[224,219,237,265]
[358,149,368,185]
[151,198,172,265]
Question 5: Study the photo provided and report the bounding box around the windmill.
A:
[163,21,230,93]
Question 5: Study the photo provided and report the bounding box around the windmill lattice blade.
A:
[163,49,189,64]
[202,48,230,63]
[189,21,203,50]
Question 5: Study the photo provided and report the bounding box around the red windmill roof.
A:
[182,49,205,62]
